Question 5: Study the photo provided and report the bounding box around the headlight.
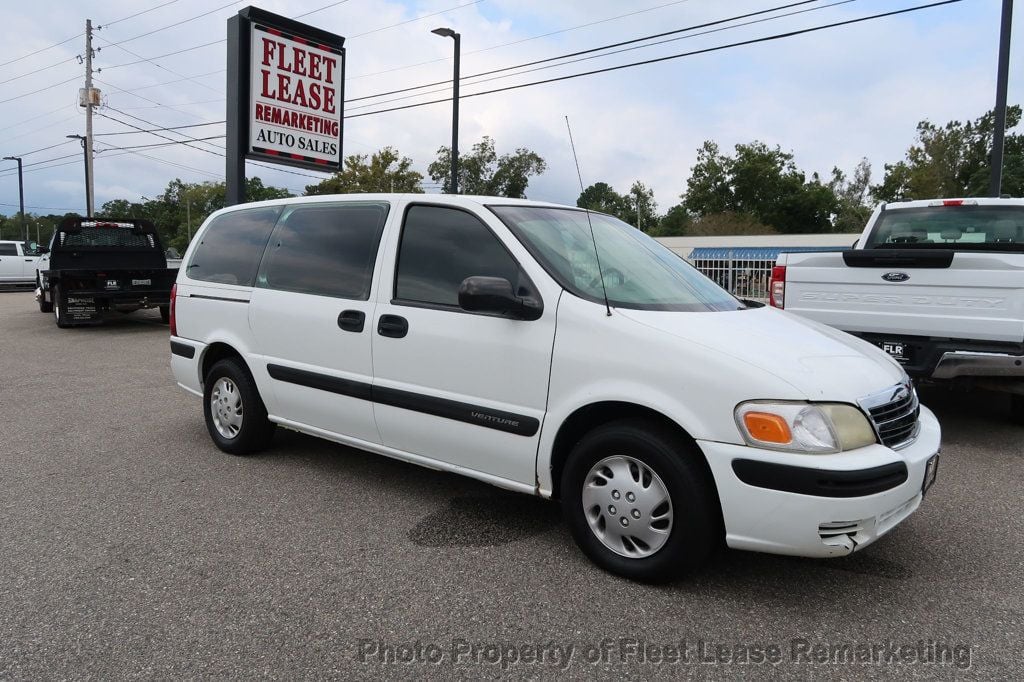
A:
[734,401,877,454]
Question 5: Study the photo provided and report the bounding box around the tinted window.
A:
[187,207,281,286]
[60,228,153,249]
[396,205,521,307]
[0,244,16,255]
[865,205,1024,251]
[259,202,389,300]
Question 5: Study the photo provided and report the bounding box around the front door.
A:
[371,203,557,487]
[249,201,392,445]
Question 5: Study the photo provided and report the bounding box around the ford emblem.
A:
[882,272,910,282]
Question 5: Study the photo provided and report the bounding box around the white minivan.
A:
[169,194,941,581]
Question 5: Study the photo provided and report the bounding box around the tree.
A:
[650,203,691,236]
[428,136,546,197]
[682,140,839,233]
[625,181,658,231]
[829,158,873,233]
[682,141,732,217]
[872,105,1023,201]
[688,211,777,236]
[304,147,423,195]
[577,182,629,218]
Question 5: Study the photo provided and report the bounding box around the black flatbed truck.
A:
[36,217,177,328]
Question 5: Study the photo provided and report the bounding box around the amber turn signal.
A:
[742,411,793,444]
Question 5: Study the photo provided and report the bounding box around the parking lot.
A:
[0,289,1021,679]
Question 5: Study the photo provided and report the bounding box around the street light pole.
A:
[2,156,26,240]
[989,0,1014,197]
[432,27,460,194]
[66,135,91,215]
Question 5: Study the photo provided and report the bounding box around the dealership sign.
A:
[226,6,345,195]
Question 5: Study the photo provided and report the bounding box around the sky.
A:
[0,0,1020,220]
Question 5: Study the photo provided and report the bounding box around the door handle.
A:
[337,309,365,333]
[377,314,408,338]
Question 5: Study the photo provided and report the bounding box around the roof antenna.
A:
[565,115,611,317]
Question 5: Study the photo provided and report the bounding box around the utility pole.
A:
[2,156,25,240]
[990,0,1013,197]
[82,20,97,216]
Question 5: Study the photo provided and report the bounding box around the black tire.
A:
[560,419,719,582]
[202,358,275,455]
[1011,394,1024,424]
[52,286,68,328]
[159,305,170,324]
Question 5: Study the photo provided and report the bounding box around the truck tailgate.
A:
[782,251,1024,343]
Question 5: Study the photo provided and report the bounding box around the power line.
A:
[95,121,225,136]
[95,36,221,95]
[0,75,81,106]
[346,0,696,82]
[346,0,962,120]
[0,34,82,70]
[0,201,83,212]
[295,0,353,18]
[101,38,224,71]
[0,0,183,72]
[96,136,226,152]
[15,140,76,158]
[347,0,823,104]
[100,0,182,28]
[102,0,242,48]
[347,0,862,112]
[349,0,483,38]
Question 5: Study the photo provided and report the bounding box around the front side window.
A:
[865,205,1024,251]
[258,202,389,300]
[187,207,281,286]
[395,205,524,307]
[490,206,743,312]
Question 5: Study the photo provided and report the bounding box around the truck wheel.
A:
[159,305,170,324]
[203,358,275,455]
[52,286,68,328]
[37,278,52,312]
[560,420,719,582]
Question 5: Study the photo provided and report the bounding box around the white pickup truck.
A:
[0,240,41,285]
[771,197,1024,420]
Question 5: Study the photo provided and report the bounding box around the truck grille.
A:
[861,383,920,449]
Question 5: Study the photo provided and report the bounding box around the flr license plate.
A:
[880,340,909,363]
[922,454,939,495]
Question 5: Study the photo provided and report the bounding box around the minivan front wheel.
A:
[203,358,275,455]
[561,420,718,582]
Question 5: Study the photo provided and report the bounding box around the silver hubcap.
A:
[210,377,243,439]
[582,455,673,558]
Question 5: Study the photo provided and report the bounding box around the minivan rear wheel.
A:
[203,358,275,455]
[561,419,718,582]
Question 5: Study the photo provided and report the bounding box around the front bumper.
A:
[698,405,941,558]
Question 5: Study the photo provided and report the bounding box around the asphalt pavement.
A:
[0,290,1021,679]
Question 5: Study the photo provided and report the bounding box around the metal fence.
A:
[688,247,847,303]
[689,250,776,303]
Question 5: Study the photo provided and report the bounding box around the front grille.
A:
[861,383,920,449]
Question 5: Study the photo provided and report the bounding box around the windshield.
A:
[865,205,1024,251]
[489,206,743,312]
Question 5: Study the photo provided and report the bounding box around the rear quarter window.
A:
[187,207,282,286]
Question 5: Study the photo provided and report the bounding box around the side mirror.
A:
[37,246,50,254]
[458,276,542,320]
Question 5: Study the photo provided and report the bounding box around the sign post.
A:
[226,6,346,206]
